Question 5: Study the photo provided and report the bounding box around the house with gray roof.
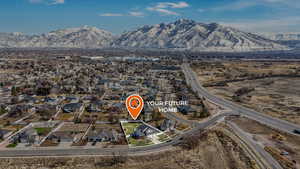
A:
[87,129,119,142]
[131,124,158,139]
[62,103,82,113]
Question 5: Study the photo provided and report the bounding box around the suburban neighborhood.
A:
[0,55,215,149]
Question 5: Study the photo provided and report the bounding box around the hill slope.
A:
[114,19,288,52]
[0,26,113,48]
[0,20,289,51]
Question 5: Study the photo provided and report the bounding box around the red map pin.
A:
[126,94,144,120]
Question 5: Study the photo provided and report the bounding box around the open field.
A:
[0,130,256,169]
[193,61,300,125]
[229,117,300,169]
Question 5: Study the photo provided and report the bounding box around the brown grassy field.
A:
[193,61,300,125]
[229,117,300,169]
[0,130,255,169]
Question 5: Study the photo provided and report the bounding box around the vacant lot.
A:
[193,61,300,125]
[0,130,256,169]
[229,117,300,169]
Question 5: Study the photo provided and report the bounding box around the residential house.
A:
[87,129,119,142]
[131,124,158,139]
[62,103,82,113]
[0,129,13,139]
[44,97,59,105]
[12,128,38,144]
[48,131,74,143]
[86,102,102,113]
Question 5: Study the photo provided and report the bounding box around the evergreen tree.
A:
[11,86,17,96]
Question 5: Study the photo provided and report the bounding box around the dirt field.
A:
[193,61,300,125]
[0,130,255,169]
[230,117,300,169]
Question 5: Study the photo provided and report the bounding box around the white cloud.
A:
[28,0,43,3]
[147,7,179,15]
[156,2,189,9]
[28,0,65,5]
[99,12,145,17]
[147,1,189,16]
[129,11,144,17]
[52,0,64,4]
[99,13,124,17]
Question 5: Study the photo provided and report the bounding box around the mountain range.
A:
[259,32,300,41]
[258,32,300,49]
[0,19,290,52]
[0,26,113,48]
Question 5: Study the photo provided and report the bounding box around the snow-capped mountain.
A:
[258,32,300,49]
[114,19,288,52]
[0,19,290,51]
[0,32,31,48]
[0,26,113,48]
[259,33,300,41]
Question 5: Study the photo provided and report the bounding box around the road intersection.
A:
[181,63,300,135]
[0,63,299,169]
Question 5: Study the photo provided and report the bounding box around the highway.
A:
[181,63,300,135]
[1,62,298,169]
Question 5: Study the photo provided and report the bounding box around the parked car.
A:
[294,129,300,134]
[280,151,289,156]
[92,141,97,146]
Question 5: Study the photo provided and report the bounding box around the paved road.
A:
[0,112,231,157]
[2,62,298,163]
[182,63,300,135]
[228,122,283,169]
[161,111,199,127]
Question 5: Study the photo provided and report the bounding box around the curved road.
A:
[182,63,300,135]
[0,112,232,158]
[228,122,283,169]
[1,62,298,169]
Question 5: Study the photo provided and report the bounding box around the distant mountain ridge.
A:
[258,32,300,49]
[0,19,290,51]
[113,19,288,52]
[0,26,113,48]
[259,32,300,41]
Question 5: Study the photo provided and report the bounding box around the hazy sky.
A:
[1,0,300,34]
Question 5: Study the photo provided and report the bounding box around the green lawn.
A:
[6,143,18,148]
[122,122,142,136]
[0,108,7,115]
[35,127,52,136]
[128,137,153,146]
